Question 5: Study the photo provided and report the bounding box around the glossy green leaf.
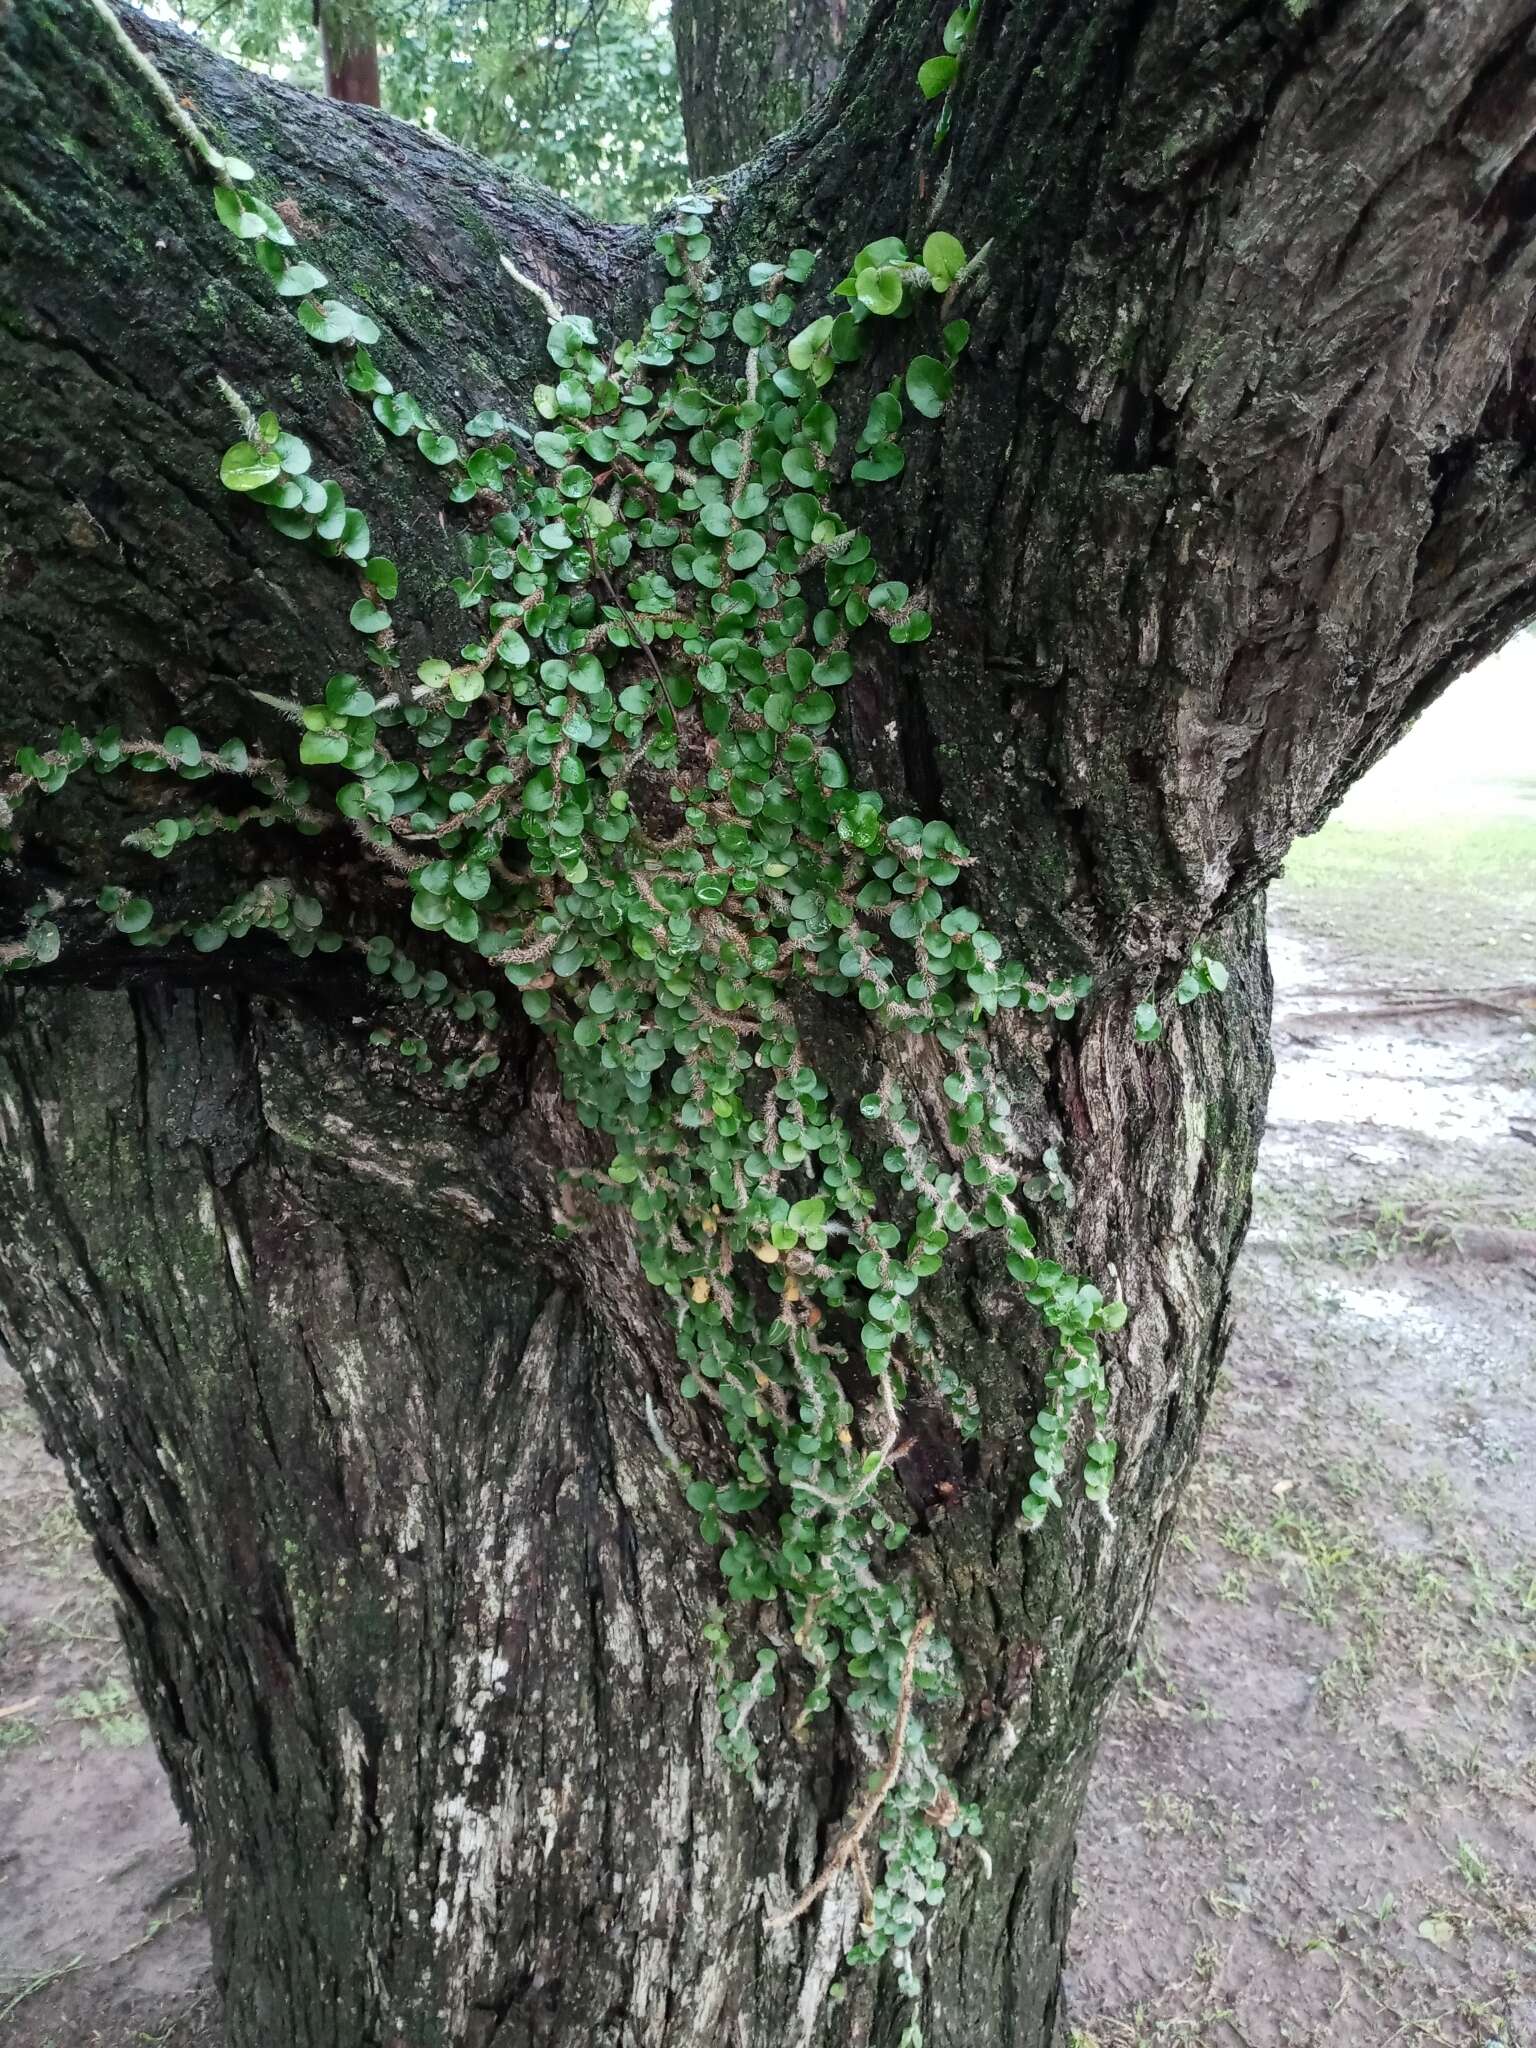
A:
[921,232,966,289]
[219,441,281,492]
[918,54,958,99]
[417,429,460,467]
[905,356,953,418]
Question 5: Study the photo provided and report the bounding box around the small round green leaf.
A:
[219,441,281,492]
[918,53,958,99]
[856,266,904,317]
[299,731,350,766]
[114,897,154,935]
[921,232,967,289]
[276,262,329,300]
[417,429,460,467]
[905,355,954,418]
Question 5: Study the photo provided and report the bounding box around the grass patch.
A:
[0,1958,87,2026]
[0,1714,43,1759]
[1275,809,1536,988]
[61,1677,149,1749]
[1194,1472,1535,1723]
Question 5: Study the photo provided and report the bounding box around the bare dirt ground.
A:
[0,1380,215,2045]
[1068,931,1536,2048]
[2,667,1532,2046]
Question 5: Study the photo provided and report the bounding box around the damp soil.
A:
[1069,905,1536,2048]
[1,905,1532,2047]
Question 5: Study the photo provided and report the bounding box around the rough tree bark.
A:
[672,0,863,176]
[3,3,1535,2046]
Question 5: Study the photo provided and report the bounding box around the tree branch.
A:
[0,0,645,937]
[6,0,1536,985]
[723,0,1536,961]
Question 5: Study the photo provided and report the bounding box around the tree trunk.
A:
[315,0,380,106]
[4,3,1536,2045]
[672,0,863,177]
[0,919,1269,2047]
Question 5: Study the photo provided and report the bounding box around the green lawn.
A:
[1275,806,1536,989]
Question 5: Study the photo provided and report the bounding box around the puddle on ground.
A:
[1268,1011,1530,1144]
[1331,1281,1445,1330]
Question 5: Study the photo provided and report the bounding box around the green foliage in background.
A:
[157,0,687,218]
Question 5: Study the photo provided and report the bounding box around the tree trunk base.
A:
[0,892,1270,2047]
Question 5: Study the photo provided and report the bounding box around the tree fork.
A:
[4,1,1536,2044]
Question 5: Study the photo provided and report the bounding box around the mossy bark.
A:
[3,2,1536,2045]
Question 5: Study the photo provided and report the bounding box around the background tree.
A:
[162,0,688,214]
[2,3,1534,2047]
[313,0,380,104]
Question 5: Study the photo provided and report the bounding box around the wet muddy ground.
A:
[2,677,1533,2045]
[1069,923,1536,2048]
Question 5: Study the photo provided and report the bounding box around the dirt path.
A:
[0,1381,215,2044]
[1070,919,1536,2047]
[2,915,1532,2045]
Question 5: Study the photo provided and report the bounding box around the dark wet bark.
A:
[4,2,1536,2045]
[672,0,864,177]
